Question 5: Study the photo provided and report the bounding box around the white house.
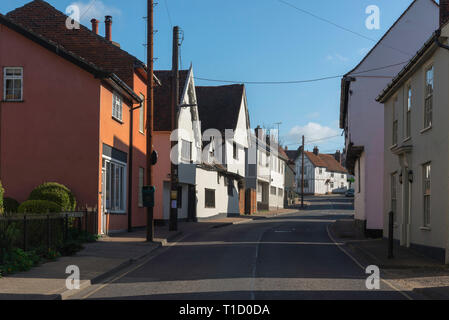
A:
[154,68,249,221]
[339,0,439,237]
[246,128,287,211]
[376,1,449,264]
[292,147,349,195]
[195,84,251,219]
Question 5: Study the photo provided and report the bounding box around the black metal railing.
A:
[0,209,98,263]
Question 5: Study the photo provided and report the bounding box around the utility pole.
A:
[301,135,305,208]
[146,0,155,241]
[169,26,180,231]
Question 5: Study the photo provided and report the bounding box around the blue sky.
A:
[1,0,421,153]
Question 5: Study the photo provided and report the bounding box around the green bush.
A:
[18,200,62,214]
[0,181,4,214]
[3,197,20,213]
[29,182,76,211]
[0,248,41,276]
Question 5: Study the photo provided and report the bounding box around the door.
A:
[188,185,197,222]
[101,168,107,235]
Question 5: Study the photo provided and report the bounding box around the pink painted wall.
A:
[0,24,100,209]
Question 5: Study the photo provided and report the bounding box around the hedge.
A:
[29,183,76,211]
[18,200,62,214]
[3,197,20,213]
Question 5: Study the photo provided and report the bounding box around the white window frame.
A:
[112,92,123,122]
[424,65,434,130]
[103,155,127,214]
[139,93,145,134]
[4,67,23,101]
[406,85,412,138]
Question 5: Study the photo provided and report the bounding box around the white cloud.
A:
[326,53,348,62]
[69,0,121,24]
[286,122,339,146]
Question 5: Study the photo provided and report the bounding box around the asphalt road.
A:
[74,196,410,300]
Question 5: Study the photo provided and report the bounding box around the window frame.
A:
[424,65,434,130]
[205,189,216,208]
[112,92,123,122]
[405,84,412,139]
[139,93,145,134]
[181,139,192,163]
[103,155,127,214]
[3,67,23,102]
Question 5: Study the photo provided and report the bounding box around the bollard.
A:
[388,211,394,259]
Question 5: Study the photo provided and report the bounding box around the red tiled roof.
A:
[305,152,348,174]
[154,70,189,131]
[6,0,144,88]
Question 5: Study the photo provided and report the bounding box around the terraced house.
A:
[0,0,153,234]
[378,1,449,264]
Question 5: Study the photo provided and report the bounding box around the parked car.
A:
[345,189,355,197]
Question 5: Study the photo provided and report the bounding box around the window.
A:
[319,168,323,174]
[406,86,412,138]
[391,173,397,222]
[341,174,345,179]
[4,67,23,101]
[139,93,145,134]
[270,186,277,195]
[181,139,192,162]
[331,173,334,178]
[104,158,126,213]
[112,93,123,121]
[330,182,334,189]
[424,66,434,129]
[138,167,144,207]
[278,188,283,198]
[423,163,431,227]
[205,189,215,208]
[392,96,398,145]
[233,142,239,160]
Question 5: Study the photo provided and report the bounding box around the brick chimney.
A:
[334,150,342,164]
[105,16,112,41]
[91,18,99,35]
[313,146,319,156]
[441,0,449,27]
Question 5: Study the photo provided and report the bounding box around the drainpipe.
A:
[127,104,134,233]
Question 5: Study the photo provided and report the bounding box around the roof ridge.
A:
[6,0,145,68]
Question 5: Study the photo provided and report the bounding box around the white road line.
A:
[78,232,192,300]
[326,223,413,300]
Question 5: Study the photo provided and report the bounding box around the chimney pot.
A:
[313,146,319,156]
[105,16,112,41]
[91,18,99,35]
[441,0,449,27]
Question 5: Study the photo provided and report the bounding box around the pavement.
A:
[0,211,295,300]
[329,219,449,300]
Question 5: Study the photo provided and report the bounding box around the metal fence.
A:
[0,209,98,260]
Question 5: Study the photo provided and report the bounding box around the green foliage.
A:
[18,200,62,214]
[0,248,41,276]
[0,223,21,253]
[3,198,20,213]
[0,181,4,215]
[29,182,75,211]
